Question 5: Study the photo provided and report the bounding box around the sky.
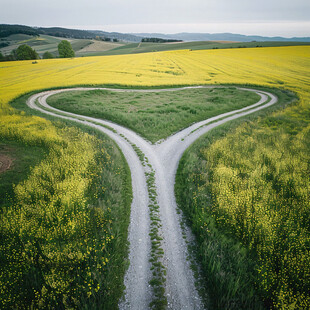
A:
[1,0,310,37]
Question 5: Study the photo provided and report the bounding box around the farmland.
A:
[1,46,309,104]
[92,40,310,56]
[1,32,309,59]
[0,34,99,58]
[0,45,310,308]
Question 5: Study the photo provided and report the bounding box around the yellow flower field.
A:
[0,46,309,308]
[1,47,309,145]
[1,46,309,150]
[1,46,309,104]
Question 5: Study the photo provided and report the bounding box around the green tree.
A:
[58,40,75,58]
[0,52,4,61]
[15,44,39,60]
[42,51,54,59]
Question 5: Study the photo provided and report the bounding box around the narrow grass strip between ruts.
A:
[119,136,168,309]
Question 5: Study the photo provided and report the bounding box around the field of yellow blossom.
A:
[0,45,309,308]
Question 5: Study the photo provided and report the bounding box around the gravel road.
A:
[27,86,277,309]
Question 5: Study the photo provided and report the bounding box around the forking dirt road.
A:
[27,86,277,309]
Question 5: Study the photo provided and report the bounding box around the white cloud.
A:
[1,0,309,37]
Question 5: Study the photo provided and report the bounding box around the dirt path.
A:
[27,86,277,309]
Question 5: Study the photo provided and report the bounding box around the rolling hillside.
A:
[1,24,309,59]
[134,32,310,42]
[0,34,92,57]
[78,40,310,57]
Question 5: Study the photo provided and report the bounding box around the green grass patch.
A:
[47,87,260,143]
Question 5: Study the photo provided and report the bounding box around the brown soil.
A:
[0,154,13,174]
[77,40,123,53]
[0,145,14,174]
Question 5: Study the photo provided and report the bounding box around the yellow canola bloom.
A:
[0,45,309,309]
[0,46,309,105]
[0,47,309,148]
[1,46,309,147]
[0,45,306,155]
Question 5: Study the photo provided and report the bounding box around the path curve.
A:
[27,86,277,309]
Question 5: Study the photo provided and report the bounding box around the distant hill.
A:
[0,24,39,38]
[133,32,310,42]
[89,30,142,42]
[1,24,309,61]
[2,25,309,43]
[0,24,143,42]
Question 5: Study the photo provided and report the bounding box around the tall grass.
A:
[0,96,132,309]
[176,87,310,309]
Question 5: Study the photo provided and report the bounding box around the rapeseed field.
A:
[1,46,309,104]
[0,45,309,308]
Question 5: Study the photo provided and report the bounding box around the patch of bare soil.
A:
[0,154,13,174]
[0,145,14,174]
[77,40,123,53]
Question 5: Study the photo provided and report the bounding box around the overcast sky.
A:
[1,0,310,37]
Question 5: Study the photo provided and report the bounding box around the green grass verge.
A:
[46,87,260,143]
[175,87,303,309]
[119,136,167,309]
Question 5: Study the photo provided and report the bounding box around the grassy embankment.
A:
[0,92,132,309]
[0,141,45,207]
[46,87,260,143]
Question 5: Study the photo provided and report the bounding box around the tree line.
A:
[141,38,183,43]
[0,40,75,62]
[0,24,39,38]
[0,24,121,41]
[1,24,95,40]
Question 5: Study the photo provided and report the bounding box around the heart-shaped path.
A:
[27,86,277,309]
